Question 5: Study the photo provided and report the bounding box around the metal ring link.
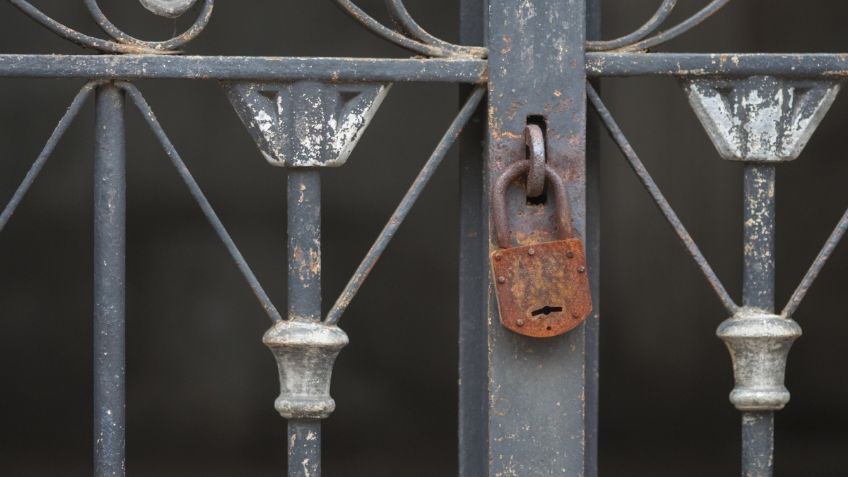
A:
[524,124,546,198]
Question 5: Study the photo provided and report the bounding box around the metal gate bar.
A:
[741,165,777,477]
[93,83,127,476]
[286,170,323,476]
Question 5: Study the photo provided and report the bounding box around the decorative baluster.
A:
[225,80,390,476]
[684,76,840,477]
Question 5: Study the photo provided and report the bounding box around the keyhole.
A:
[531,305,563,317]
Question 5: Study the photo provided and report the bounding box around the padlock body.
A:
[491,239,593,338]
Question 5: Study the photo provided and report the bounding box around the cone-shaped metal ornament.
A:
[717,308,801,411]
[223,81,390,167]
[263,320,349,419]
[683,76,840,161]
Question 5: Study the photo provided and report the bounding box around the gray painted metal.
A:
[585,5,601,475]
[737,164,779,477]
[287,420,321,477]
[8,53,848,81]
[586,53,848,77]
[0,55,487,82]
[264,320,348,419]
[458,2,487,476]
[484,0,589,475]
[278,170,329,476]
[683,77,840,162]
[93,83,127,477]
[325,86,486,326]
[742,412,774,477]
[718,309,801,411]
[685,76,826,474]
[0,83,96,232]
[138,0,197,18]
[588,84,739,314]
[223,82,390,167]
[120,82,283,323]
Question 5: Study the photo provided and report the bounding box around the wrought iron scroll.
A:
[586,0,731,51]
[9,0,214,54]
[333,0,487,57]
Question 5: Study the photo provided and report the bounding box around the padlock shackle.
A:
[492,161,576,249]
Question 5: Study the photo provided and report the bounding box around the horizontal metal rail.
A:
[3,53,848,81]
[586,52,848,77]
[0,55,488,82]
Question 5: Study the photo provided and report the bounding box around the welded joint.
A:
[717,307,802,411]
[263,319,349,419]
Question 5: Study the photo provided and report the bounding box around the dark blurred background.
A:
[1,1,847,475]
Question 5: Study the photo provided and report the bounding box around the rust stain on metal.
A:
[490,159,592,338]
[500,35,512,55]
[491,239,592,338]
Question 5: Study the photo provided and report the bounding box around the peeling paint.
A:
[683,76,840,161]
[223,81,390,168]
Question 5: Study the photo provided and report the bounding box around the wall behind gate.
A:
[0,1,845,476]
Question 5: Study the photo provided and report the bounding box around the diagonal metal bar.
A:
[324,85,486,325]
[0,82,98,233]
[782,205,848,318]
[587,83,739,313]
[119,82,282,323]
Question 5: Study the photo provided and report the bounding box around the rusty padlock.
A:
[490,161,593,338]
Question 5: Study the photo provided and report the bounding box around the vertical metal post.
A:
[585,2,602,476]
[286,169,322,477]
[93,82,127,477]
[458,1,487,476]
[459,0,590,475]
[741,164,776,477]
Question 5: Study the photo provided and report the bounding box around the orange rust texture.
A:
[491,238,592,338]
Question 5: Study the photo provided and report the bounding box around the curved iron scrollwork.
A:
[8,0,732,57]
[586,0,732,51]
[9,0,488,58]
[334,0,487,58]
[8,0,213,54]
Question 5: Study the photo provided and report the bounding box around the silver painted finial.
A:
[263,320,349,419]
[139,0,198,18]
[717,308,802,411]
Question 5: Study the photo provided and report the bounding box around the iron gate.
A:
[1,1,846,476]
